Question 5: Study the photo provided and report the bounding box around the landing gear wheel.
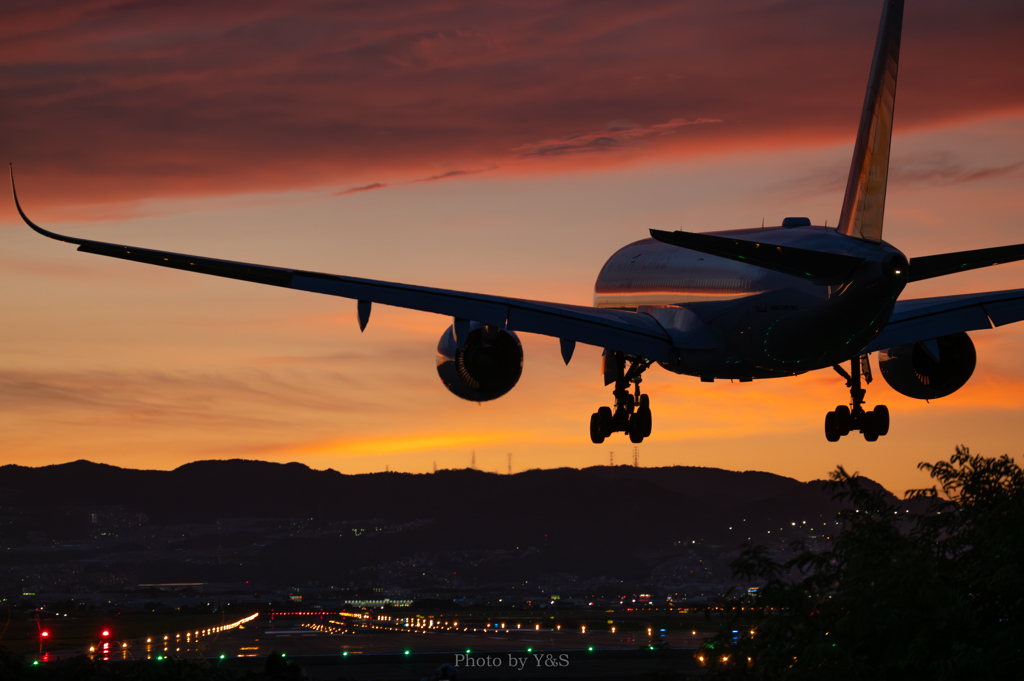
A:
[872,405,890,436]
[834,405,852,436]
[634,407,652,438]
[824,411,841,442]
[862,425,879,442]
[588,353,655,443]
[597,406,614,438]
[589,413,605,444]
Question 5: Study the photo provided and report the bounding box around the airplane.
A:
[11,0,1024,445]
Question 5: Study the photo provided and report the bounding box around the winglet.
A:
[9,164,80,244]
[836,0,904,243]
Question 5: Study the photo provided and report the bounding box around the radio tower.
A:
[433,460,437,473]
[633,447,639,467]
[471,451,476,469]
[507,452,512,475]
[610,451,614,466]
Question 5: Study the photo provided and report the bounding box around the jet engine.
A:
[436,322,523,401]
[878,332,976,400]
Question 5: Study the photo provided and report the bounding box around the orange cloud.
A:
[3,0,1023,210]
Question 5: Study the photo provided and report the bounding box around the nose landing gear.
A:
[590,353,653,444]
[825,355,889,442]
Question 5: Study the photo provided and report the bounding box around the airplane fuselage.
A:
[594,225,908,379]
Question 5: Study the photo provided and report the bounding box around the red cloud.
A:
[2,0,1023,209]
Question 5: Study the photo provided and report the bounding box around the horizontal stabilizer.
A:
[908,243,1024,282]
[649,229,864,284]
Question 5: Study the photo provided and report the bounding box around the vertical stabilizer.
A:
[837,0,904,243]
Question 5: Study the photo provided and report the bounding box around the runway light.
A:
[465,649,471,654]
[589,647,594,651]
[220,655,225,659]
[404,650,410,655]
[343,652,348,657]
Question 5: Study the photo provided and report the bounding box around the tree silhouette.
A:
[703,446,1023,680]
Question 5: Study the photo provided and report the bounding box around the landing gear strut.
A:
[590,352,653,444]
[825,355,889,442]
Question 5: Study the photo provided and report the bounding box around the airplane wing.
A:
[864,288,1024,352]
[11,171,676,363]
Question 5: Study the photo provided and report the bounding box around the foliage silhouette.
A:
[702,446,1023,680]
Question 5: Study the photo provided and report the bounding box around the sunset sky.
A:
[2,0,1024,495]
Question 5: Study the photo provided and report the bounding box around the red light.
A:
[102,630,110,637]
[41,631,49,637]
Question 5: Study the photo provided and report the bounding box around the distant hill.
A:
[0,460,904,592]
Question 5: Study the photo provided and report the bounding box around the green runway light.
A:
[404,650,410,655]
[343,651,348,656]
[527,648,532,653]
[157,656,163,661]
[465,649,471,654]
[589,646,594,651]
[220,654,225,659]
[32,661,39,666]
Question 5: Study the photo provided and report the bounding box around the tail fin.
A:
[837,0,904,243]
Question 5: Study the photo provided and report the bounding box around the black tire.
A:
[597,406,614,437]
[629,427,644,443]
[639,407,653,437]
[834,405,852,436]
[590,413,605,444]
[873,405,890,436]
[863,426,879,442]
[630,408,652,439]
[824,411,840,442]
[639,394,650,410]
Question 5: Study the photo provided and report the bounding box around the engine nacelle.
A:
[878,332,976,400]
[436,322,523,402]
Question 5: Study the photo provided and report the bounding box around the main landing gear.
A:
[590,353,653,444]
[825,355,889,442]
